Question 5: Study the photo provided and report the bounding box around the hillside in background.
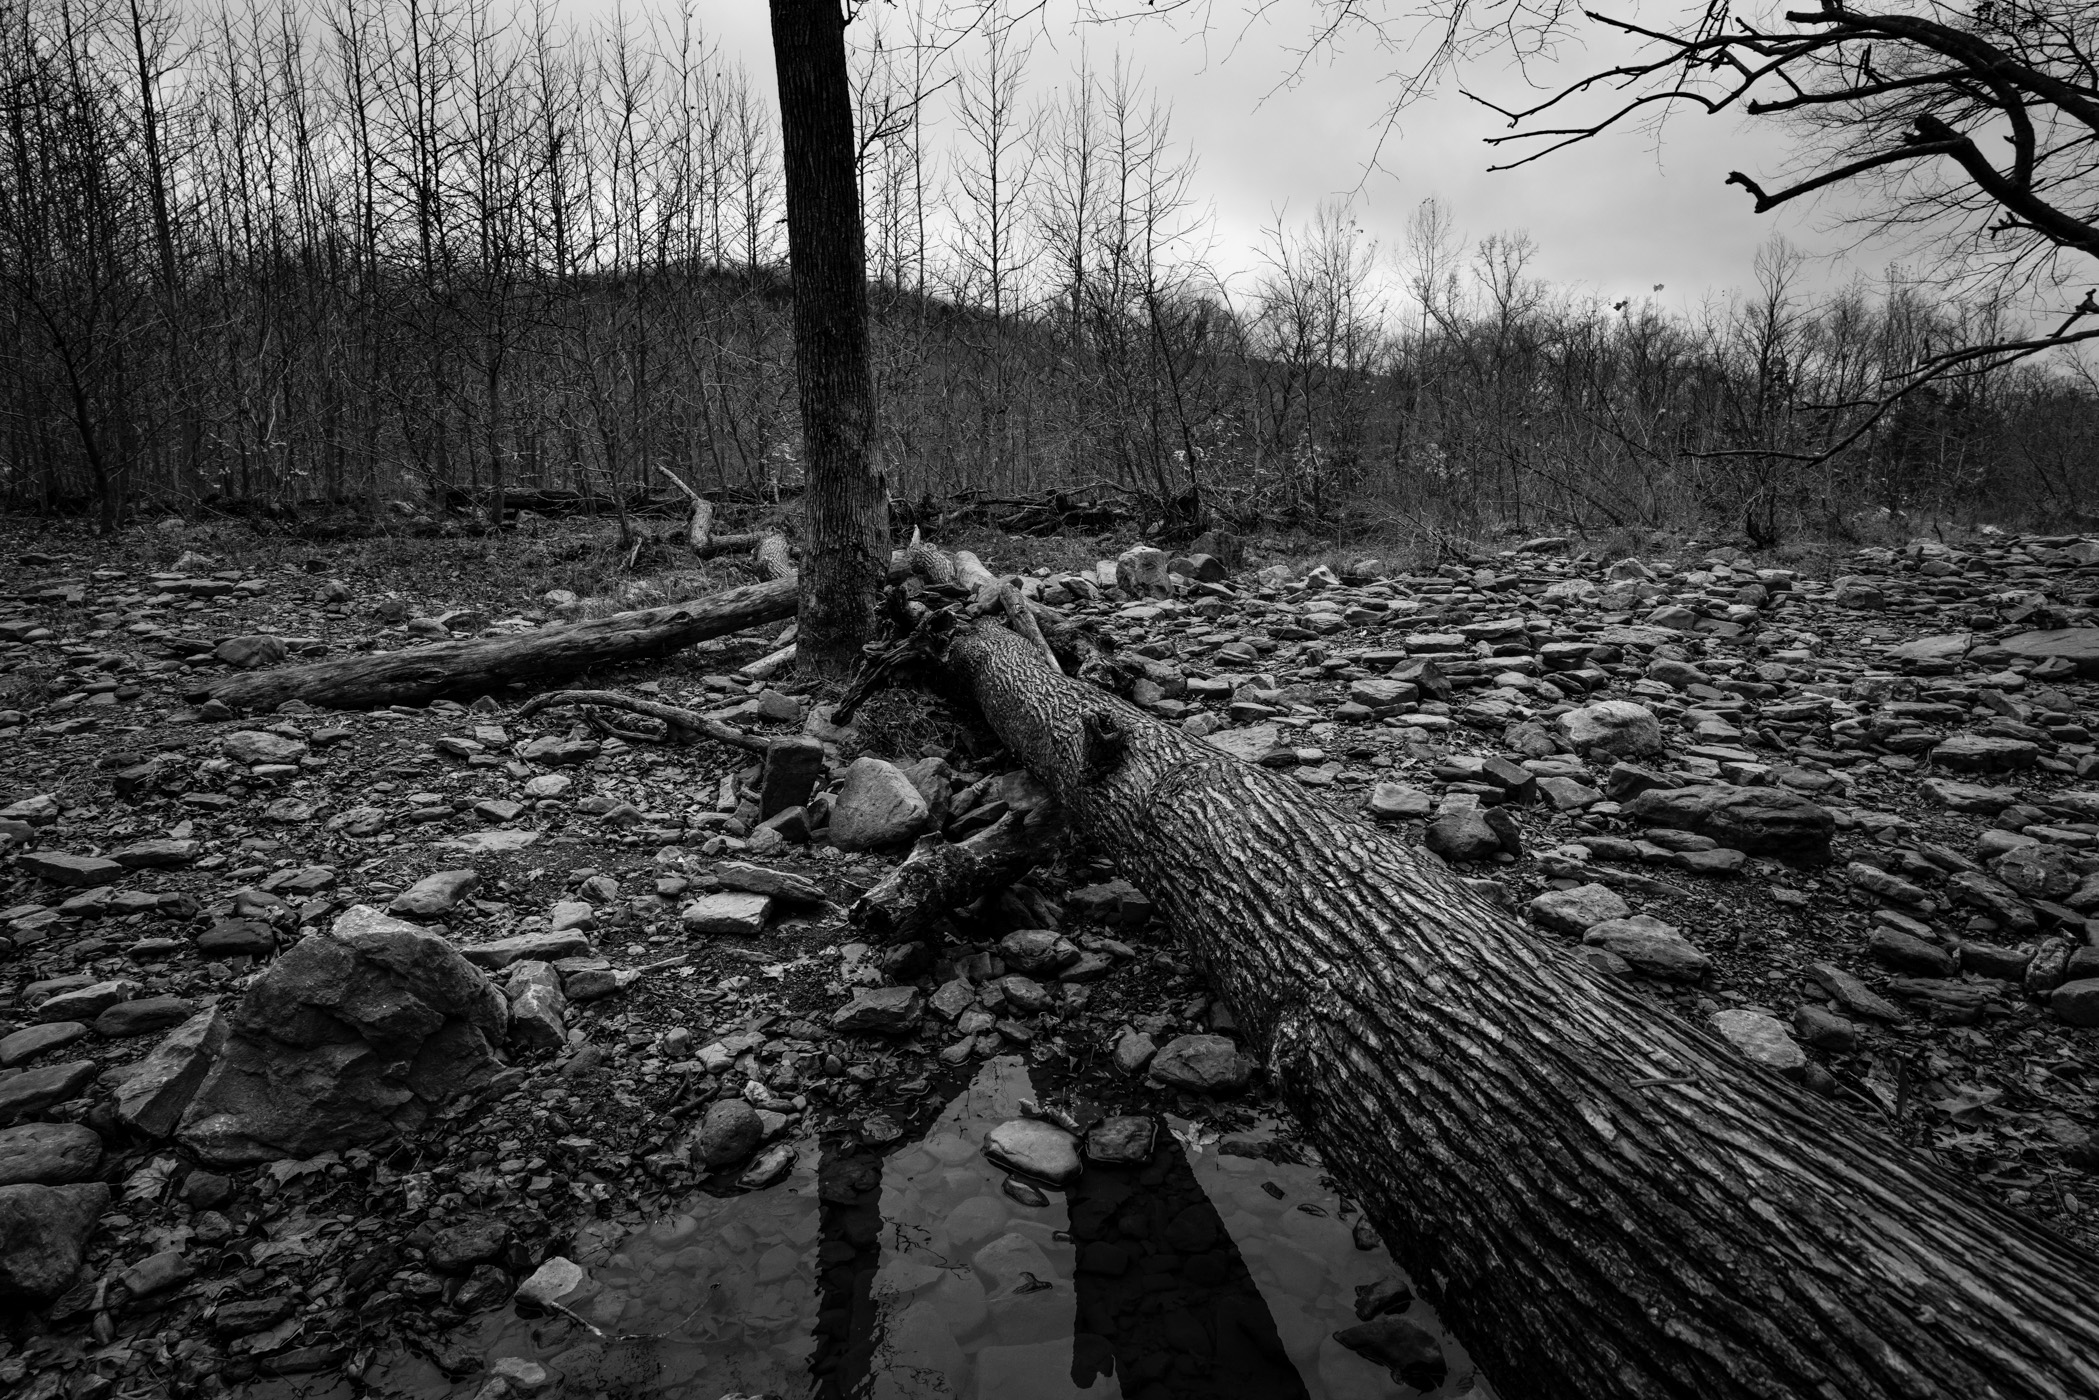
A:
[4,0,2096,544]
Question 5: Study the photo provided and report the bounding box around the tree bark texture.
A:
[768,0,889,680]
[940,618,2099,1400]
[190,577,797,712]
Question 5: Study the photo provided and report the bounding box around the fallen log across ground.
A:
[935,613,2099,1400]
[190,575,797,712]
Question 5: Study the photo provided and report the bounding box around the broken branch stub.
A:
[850,807,1059,943]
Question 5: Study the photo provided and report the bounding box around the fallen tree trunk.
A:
[190,576,797,712]
[939,617,2099,1400]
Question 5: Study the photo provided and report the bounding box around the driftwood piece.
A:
[849,807,1059,942]
[516,689,768,754]
[191,577,797,713]
[936,614,2099,1400]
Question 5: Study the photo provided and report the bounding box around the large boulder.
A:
[177,906,507,1165]
[0,1182,109,1305]
[829,758,930,852]
[1623,785,1834,859]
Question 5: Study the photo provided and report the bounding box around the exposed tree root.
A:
[516,689,768,753]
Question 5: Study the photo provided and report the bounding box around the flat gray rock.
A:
[15,852,124,887]
[1999,627,2099,676]
[1206,723,1280,763]
[1623,785,1833,858]
[1708,1010,1806,1074]
[222,729,307,765]
[388,868,481,917]
[1527,883,1630,935]
[680,890,773,936]
[0,1022,90,1067]
[1930,733,2039,773]
[1883,633,1970,664]
[94,995,197,1039]
[435,829,539,854]
[1583,916,1710,982]
[1366,782,1432,819]
[0,1123,103,1186]
[110,839,200,868]
[457,930,596,970]
[830,985,923,1033]
[36,979,140,1023]
[0,1060,100,1121]
[1917,777,2020,813]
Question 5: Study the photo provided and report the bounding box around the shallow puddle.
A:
[248,1057,1493,1399]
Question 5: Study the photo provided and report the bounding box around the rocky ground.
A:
[1,513,2098,1400]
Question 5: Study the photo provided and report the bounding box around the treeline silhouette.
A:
[4,0,2094,540]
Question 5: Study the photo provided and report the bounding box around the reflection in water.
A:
[244,1057,1492,1400]
[854,1057,1110,1399]
[1066,1124,1306,1400]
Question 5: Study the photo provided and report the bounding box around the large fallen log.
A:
[190,576,797,712]
[937,616,2099,1400]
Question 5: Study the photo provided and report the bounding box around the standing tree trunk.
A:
[938,616,2099,1400]
[768,0,889,681]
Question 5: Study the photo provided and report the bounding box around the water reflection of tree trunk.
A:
[811,1134,888,1398]
[813,1058,1308,1399]
[1065,1135,1309,1400]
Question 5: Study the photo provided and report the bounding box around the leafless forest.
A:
[6,0,2098,540]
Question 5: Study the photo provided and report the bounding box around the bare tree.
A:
[769,0,889,679]
[1458,0,2099,454]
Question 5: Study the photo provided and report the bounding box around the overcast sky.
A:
[678,0,1907,310]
